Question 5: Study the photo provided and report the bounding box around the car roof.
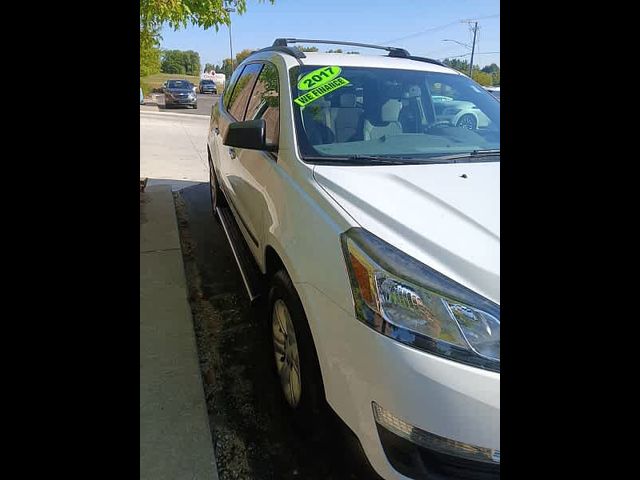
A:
[244,50,463,75]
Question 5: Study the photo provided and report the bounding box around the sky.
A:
[159,0,500,71]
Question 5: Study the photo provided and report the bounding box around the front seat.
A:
[363,99,403,140]
[302,98,335,145]
[400,85,427,133]
[330,92,363,143]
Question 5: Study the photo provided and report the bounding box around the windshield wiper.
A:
[304,155,472,165]
[304,155,408,165]
[424,149,500,162]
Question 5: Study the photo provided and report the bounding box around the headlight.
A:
[341,228,499,371]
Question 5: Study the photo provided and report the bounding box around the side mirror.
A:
[224,119,277,152]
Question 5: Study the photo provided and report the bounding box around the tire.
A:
[268,269,328,438]
[456,113,477,130]
[193,103,198,109]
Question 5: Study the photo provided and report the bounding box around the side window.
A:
[227,63,263,120]
[223,66,244,110]
[246,63,280,146]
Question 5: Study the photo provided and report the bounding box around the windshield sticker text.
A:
[294,76,350,107]
[297,66,342,91]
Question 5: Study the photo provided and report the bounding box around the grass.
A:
[140,72,201,96]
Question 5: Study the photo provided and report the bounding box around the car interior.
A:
[301,79,439,146]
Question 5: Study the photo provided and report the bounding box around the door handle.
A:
[229,147,237,159]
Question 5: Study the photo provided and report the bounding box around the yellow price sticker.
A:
[294,77,351,107]
[297,66,342,91]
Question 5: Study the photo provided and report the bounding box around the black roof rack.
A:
[404,55,446,67]
[273,38,410,58]
[270,39,446,67]
[254,45,307,60]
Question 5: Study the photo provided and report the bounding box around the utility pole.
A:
[224,1,236,71]
[228,21,234,69]
[468,22,478,77]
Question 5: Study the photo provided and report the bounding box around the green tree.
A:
[221,58,233,77]
[140,25,162,76]
[140,45,161,76]
[185,50,201,75]
[161,50,201,75]
[491,70,500,86]
[142,1,253,31]
[140,1,274,77]
[471,70,493,86]
[294,46,319,52]
[219,48,254,77]
[235,48,253,65]
[442,58,470,74]
[481,63,500,86]
[204,63,216,73]
[481,63,499,74]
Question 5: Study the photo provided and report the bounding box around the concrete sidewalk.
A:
[140,185,218,480]
[140,111,209,192]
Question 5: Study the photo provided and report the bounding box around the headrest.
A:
[404,85,422,98]
[313,97,331,108]
[303,98,331,116]
[339,93,357,108]
[380,99,402,122]
[384,82,402,99]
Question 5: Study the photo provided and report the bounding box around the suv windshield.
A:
[290,65,500,163]
[201,80,214,85]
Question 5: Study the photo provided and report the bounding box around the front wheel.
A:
[268,270,328,438]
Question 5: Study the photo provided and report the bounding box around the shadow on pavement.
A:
[146,178,206,192]
[174,183,379,480]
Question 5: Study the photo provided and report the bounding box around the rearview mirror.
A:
[224,119,277,152]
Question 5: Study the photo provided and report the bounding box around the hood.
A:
[313,161,500,303]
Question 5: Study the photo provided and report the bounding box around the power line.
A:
[380,21,460,44]
[441,51,500,57]
[436,51,500,60]
[379,14,499,44]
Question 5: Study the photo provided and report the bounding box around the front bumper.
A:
[376,424,499,479]
[165,96,196,105]
[297,283,500,480]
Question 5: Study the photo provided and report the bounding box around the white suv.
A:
[207,39,500,480]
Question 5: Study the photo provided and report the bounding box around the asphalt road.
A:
[174,183,379,480]
[141,92,218,116]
